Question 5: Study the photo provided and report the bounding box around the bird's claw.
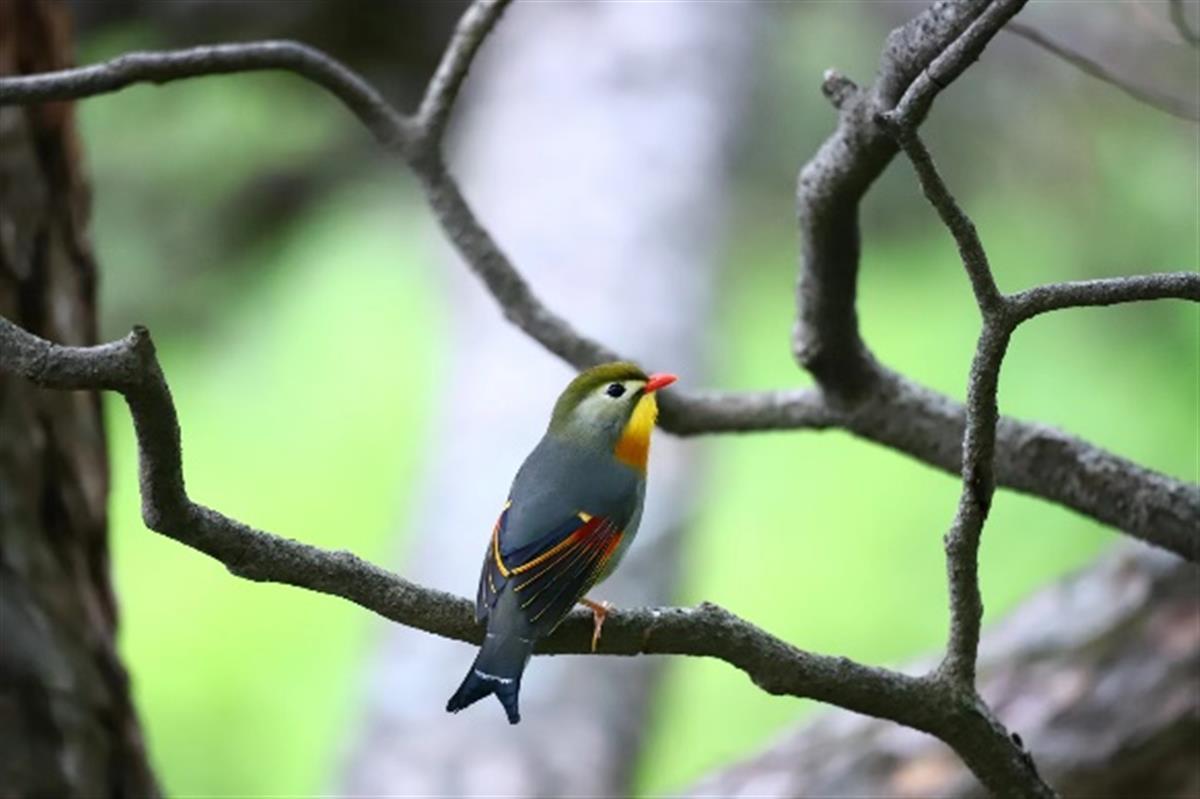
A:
[580,598,612,652]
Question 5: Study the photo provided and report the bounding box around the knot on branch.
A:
[821,69,859,110]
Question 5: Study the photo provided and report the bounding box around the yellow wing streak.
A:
[521,540,597,611]
[492,523,511,578]
[586,539,621,585]
[511,516,593,576]
[513,542,578,593]
[522,532,607,616]
[490,499,516,577]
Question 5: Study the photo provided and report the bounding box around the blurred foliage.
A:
[104,187,444,794]
[77,5,1197,797]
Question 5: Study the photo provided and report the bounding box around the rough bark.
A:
[0,1,158,796]
[685,544,1200,799]
[1,21,1194,559]
[338,2,758,794]
[0,1,1194,796]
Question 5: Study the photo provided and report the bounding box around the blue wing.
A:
[475,502,624,631]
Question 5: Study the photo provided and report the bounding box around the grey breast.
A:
[505,433,644,550]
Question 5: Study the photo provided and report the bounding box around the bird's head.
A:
[548,361,677,471]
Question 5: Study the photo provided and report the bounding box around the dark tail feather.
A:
[446,633,531,724]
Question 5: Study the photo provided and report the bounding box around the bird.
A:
[445,361,677,724]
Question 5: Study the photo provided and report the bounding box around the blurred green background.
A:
[76,4,1197,797]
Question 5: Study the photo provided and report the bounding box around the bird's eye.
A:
[605,382,626,398]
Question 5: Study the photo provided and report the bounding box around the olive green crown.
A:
[549,361,647,430]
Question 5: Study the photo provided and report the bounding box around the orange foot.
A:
[579,597,613,653]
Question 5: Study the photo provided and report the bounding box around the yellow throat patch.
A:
[614,392,658,471]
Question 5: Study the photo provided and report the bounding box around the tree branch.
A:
[790,0,1198,568]
[685,544,1198,798]
[852,367,1200,562]
[0,2,1195,561]
[876,115,1009,690]
[880,125,1002,311]
[1170,0,1200,48]
[0,40,414,151]
[412,0,512,152]
[865,106,1046,793]
[408,157,618,367]
[882,58,1196,786]
[886,0,1030,131]
[0,318,865,691]
[790,0,1006,391]
[881,123,1200,669]
[1010,273,1200,320]
[1005,21,1200,123]
[0,313,1052,797]
[0,0,1193,794]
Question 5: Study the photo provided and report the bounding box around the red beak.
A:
[644,373,678,393]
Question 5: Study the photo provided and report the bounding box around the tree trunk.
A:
[339,2,760,795]
[0,1,158,796]
[685,543,1200,798]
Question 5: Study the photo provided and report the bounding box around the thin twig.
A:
[0,41,414,152]
[413,0,513,152]
[1006,22,1200,123]
[1010,272,1200,321]
[883,126,1008,688]
[1169,0,1200,48]
[408,157,617,368]
[876,120,1003,313]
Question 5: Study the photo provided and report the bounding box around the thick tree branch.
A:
[887,0,1029,131]
[852,368,1200,562]
[686,545,1199,798]
[793,0,1023,391]
[0,313,956,740]
[659,388,838,434]
[1005,22,1200,123]
[0,319,838,680]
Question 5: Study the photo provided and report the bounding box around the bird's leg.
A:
[579,597,612,652]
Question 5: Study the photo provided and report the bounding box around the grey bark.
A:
[0,1,158,796]
[685,544,1200,799]
[338,2,758,795]
[2,21,1194,560]
[0,2,1194,796]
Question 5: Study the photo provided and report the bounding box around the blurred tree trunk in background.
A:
[0,1,158,796]
[686,544,1200,798]
[339,2,760,795]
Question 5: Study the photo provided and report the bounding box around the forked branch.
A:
[881,76,1196,795]
[0,1,1197,796]
[0,1,1194,557]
